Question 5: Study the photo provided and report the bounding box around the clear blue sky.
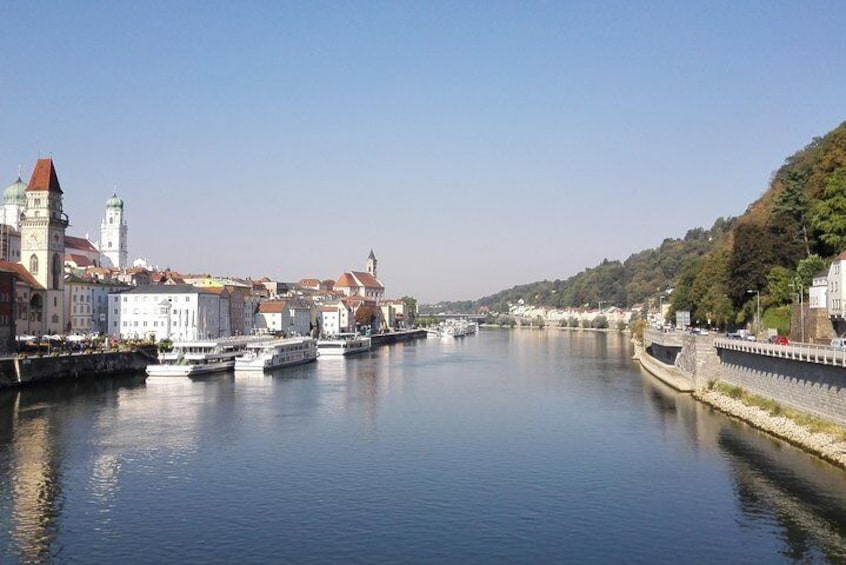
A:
[2,1,845,303]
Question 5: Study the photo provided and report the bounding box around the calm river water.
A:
[2,329,846,563]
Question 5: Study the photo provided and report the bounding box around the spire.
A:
[368,249,376,260]
[26,158,63,194]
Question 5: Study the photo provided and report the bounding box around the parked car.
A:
[772,335,789,345]
[831,338,846,350]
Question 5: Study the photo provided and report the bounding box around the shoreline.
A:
[635,340,846,470]
[692,388,846,470]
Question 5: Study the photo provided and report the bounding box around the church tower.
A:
[19,158,69,333]
[100,193,127,268]
[366,249,378,280]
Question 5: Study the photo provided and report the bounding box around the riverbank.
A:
[635,336,846,470]
[693,388,846,469]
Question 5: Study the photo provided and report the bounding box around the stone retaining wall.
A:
[643,329,846,426]
[0,347,156,389]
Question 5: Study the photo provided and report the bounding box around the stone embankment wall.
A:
[716,346,846,427]
[0,347,156,389]
[642,329,846,427]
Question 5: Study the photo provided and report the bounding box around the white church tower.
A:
[366,249,378,280]
[100,192,127,268]
[19,158,68,333]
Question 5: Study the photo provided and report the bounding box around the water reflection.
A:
[637,362,846,562]
[0,377,145,561]
[1,333,846,562]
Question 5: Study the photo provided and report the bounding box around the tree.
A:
[811,168,846,254]
[355,305,379,329]
[796,254,826,289]
[400,296,418,324]
[771,168,812,257]
[727,223,775,307]
[766,266,795,306]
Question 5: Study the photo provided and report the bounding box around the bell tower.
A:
[366,249,378,280]
[19,158,69,333]
[100,192,127,268]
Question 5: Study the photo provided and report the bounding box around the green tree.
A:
[811,168,846,254]
[727,223,775,307]
[400,296,418,324]
[766,266,795,306]
[771,168,811,258]
[796,254,826,289]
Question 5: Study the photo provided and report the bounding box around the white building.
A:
[100,193,128,268]
[255,300,312,336]
[319,301,353,336]
[810,271,828,310]
[109,284,231,341]
[827,252,846,319]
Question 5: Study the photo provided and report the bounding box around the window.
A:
[29,254,38,275]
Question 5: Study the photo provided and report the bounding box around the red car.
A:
[773,335,789,345]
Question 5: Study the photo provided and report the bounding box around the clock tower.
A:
[19,158,69,333]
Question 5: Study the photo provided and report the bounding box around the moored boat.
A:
[146,336,267,377]
[317,334,372,356]
[234,336,318,372]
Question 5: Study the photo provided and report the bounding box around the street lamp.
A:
[789,279,805,343]
[747,289,760,338]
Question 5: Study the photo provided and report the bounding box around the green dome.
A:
[3,177,27,206]
[106,193,124,209]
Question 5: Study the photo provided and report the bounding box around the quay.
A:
[0,346,156,389]
[369,328,427,347]
[638,329,846,467]
[0,331,428,389]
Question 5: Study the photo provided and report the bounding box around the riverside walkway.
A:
[714,337,846,368]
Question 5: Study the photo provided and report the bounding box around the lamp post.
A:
[747,289,760,338]
[790,279,805,343]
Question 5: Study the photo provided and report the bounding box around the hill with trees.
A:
[424,120,846,331]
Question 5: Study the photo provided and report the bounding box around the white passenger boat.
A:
[234,336,318,372]
[317,334,372,356]
[146,336,267,377]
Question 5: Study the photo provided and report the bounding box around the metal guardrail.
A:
[714,337,846,367]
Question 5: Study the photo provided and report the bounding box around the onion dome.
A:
[106,193,124,209]
[3,176,27,205]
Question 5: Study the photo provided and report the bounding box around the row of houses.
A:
[0,249,415,352]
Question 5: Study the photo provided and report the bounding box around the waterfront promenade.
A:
[639,328,846,468]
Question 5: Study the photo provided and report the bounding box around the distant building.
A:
[254,299,312,336]
[828,252,846,319]
[19,159,69,334]
[810,271,828,310]
[0,268,16,352]
[100,193,128,268]
[109,284,231,341]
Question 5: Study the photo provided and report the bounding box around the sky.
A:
[2,1,845,304]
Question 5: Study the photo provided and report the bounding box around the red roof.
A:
[26,158,63,194]
[335,271,383,290]
[65,235,99,253]
[0,260,43,289]
[65,254,94,267]
[335,273,357,287]
[258,300,288,314]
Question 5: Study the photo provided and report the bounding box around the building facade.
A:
[109,285,231,341]
[19,159,68,334]
[100,193,128,268]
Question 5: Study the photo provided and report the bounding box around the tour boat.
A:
[234,336,318,372]
[316,334,372,356]
[146,336,267,377]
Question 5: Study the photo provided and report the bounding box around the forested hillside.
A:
[425,120,846,329]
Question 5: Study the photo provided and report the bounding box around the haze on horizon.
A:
[2,2,845,304]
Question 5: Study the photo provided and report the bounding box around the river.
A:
[1,329,846,563]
